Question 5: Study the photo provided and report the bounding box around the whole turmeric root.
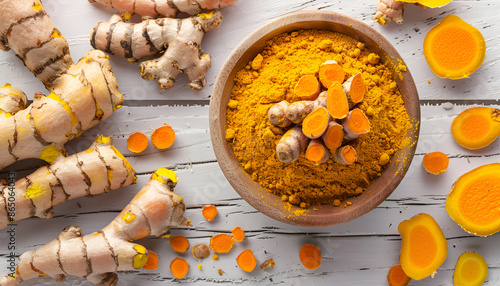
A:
[0,168,189,286]
[374,0,404,25]
[0,136,136,231]
[89,0,235,19]
[91,11,222,91]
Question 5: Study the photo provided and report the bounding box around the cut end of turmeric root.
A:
[398,213,447,280]
[232,226,245,242]
[423,151,449,175]
[127,132,148,153]
[142,251,159,271]
[334,145,357,165]
[294,74,321,100]
[202,204,218,221]
[170,235,189,253]
[305,139,330,165]
[343,73,365,108]
[451,107,500,150]
[236,249,257,272]
[210,234,235,253]
[342,108,370,141]
[302,107,330,139]
[326,81,349,119]
[170,257,189,279]
[453,252,488,286]
[424,15,486,79]
[299,244,321,270]
[446,163,500,236]
[322,121,343,150]
[387,262,411,286]
[319,60,345,88]
[151,124,175,149]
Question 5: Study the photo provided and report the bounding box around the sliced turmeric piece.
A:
[319,60,345,88]
[446,163,500,236]
[321,121,343,150]
[422,151,449,175]
[423,15,486,79]
[210,234,235,253]
[151,124,175,149]
[398,213,447,280]
[387,262,411,286]
[451,107,500,150]
[305,139,330,165]
[342,73,365,108]
[202,204,217,221]
[236,249,257,272]
[326,81,349,119]
[231,226,245,242]
[299,244,321,270]
[302,107,330,139]
[453,252,488,286]
[170,235,189,253]
[294,74,321,100]
[127,132,148,153]
[170,257,189,279]
[142,250,159,270]
[341,108,370,141]
[334,145,357,165]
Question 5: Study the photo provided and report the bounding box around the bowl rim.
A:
[209,10,420,227]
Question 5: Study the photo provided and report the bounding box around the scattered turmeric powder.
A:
[225,29,412,206]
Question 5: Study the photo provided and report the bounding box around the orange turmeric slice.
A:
[202,204,217,221]
[170,235,189,253]
[334,145,357,165]
[398,213,447,280]
[326,81,349,119]
[302,107,330,139]
[170,257,189,279]
[231,226,245,242]
[143,250,159,270]
[341,108,370,141]
[151,124,175,149]
[321,121,343,150]
[210,234,235,253]
[319,60,345,88]
[453,252,488,286]
[342,73,365,108]
[127,132,148,153]
[446,163,500,236]
[305,139,330,165]
[236,249,257,272]
[299,244,321,270]
[451,107,500,150]
[423,15,486,79]
[422,151,449,175]
[387,262,411,286]
[294,74,321,100]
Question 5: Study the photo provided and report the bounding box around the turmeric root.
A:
[373,0,404,25]
[294,75,321,100]
[305,139,330,165]
[151,124,176,149]
[89,0,235,19]
[334,145,357,165]
[0,168,189,286]
[170,235,190,253]
[170,257,189,279]
[127,132,149,153]
[0,84,27,114]
[91,11,223,91]
[343,73,365,108]
[276,126,309,163]
[0,136,136,231]
[285,91,327,124]
[210,234,235,253]
[326,81,349,120]
[341,108,370,141]
[302,107,330,139]
[299,244,321,270]
[268,100,292,128]
[321,121,343,150]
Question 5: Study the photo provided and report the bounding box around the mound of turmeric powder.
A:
[225,29,412,207]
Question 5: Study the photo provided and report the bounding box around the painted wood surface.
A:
[1,0,500,285]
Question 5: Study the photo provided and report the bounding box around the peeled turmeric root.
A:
[91,11,223,91]
[0,136,136,231]
[0,168,190,286]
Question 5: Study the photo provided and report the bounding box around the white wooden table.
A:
[1,0,500,285]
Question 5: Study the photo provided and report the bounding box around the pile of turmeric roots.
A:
[268,60,369,166]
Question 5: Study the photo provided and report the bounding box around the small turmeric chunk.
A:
[422,152,449,175]
[334,145,357,165]
[127,132,148,153]
[170,257,189,279]
[326,81,349,120]
[202,204,218,221]
[321,121,343,150]
[451,107,500,150]
[231,226,245,242]
[319,60,345,88]
[446,163,500,236]
[398,213,447,280]
[302,107,330,139]
[299,244,321,270]
[236,249,257,272]
[424,15,485,79]
[210,234,235,253]
[453,252,488,286]
[151,124,175,149]
[305,139,330,165]
[170,235,189,253]
[341,108,370,141]
[225,128,236,141]
[387,262,411,286]
[142,251,159,271]
[294,74,321,100]
[260,258,275,271]
[342,73,365,108]
[252,54,264,70]
[191,244,210,260]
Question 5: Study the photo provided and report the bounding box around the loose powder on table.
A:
[225,29,412,208]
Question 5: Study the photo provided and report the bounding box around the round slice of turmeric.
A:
[299,244,321,270]
[151,124,175,149]
[142,250,159,270]
[127,132,148,153]
[236,249,257,272]
[170,257,189,279]
[423,15,486,79]
[387,262,411,286]
[453,252,488,286]
[398,213,447,280]
[210,234,235,253]
[446,163,500,236]
[170,235,189,253]
[451,107,500,150]
[231,226,245,242]
[422,151,449,175]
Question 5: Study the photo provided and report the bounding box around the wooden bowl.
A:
[209,10,420,227]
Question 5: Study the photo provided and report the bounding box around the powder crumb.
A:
[252,54,264,70]
[217,269,224,276]
[427,80,431,84]
[379,153,390,165]
[225,128,235,141]
[198,264,202,270]
[212,254,219,260]
[346,201,353,206]
[333,199,341,207]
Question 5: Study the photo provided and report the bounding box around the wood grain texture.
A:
[1,0,500,285]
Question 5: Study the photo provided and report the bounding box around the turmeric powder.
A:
[226,29,412,206]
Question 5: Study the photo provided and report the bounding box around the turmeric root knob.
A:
[294,74,321,100]
[302,107,330,139]
[305,139,330,165]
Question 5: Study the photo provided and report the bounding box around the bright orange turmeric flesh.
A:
[143,250,159,270]
[202,204,218,221]
[302,107,330,139]
[422,151,449,175]
[453,252,488,286]
[210,234,235,253]
[446,163,500,236]
[236,249,257,272]
[334,145,357,165]
[127,132,148,153]
[319,60,345,88]
[398,213,447,280]
[305,139,330,165]
[326,81,349,119]
[342,108,370,141]
[299,244,321,270]
[387,262,411,286]
[343,73,365,108]
[170,257,189,279]
[170,235,189,253]
[451,107,500,150]
[151,124,176,149]
[423,15,486,79]
[294,74,321,100]
[232,226,245,242]
[321,121,343,150]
